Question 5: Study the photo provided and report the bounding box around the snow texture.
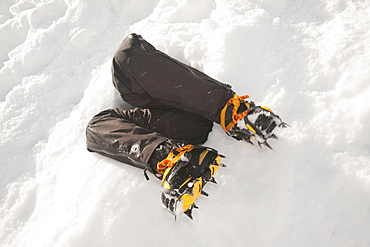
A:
[1,0,370,246]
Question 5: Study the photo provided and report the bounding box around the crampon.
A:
[158,145,226,220]
[220,94,289,149]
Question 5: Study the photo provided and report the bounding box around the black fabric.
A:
[112,33,235,123]
[86,33,235,172]
[119,107,213,144]
[86,109,169,169]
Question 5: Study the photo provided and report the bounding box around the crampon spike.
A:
[184,209,193,220]
[270,134,278,139]
[221,163,227,167]
[257,142,263,149]
[245,138,254,145]
[201,190,209,197]
[193,204,199,209]
[258,140,273,150]
[209,177,217,184]
[264,141,273,150]
[280,122,290,128]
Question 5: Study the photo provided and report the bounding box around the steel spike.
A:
[201,190,209,197]
[258,142,263,149]
[209,177,217,184]
[246,138,254,145]
[258,140,273,150]
[264,141,273,150]
[270,134,278,139]
[280,122,290,128]
[184,209,193,220]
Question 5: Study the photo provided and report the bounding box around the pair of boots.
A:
[153,96,287,219]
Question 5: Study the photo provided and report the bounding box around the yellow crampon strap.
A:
[220,94,251,132]
[157,144,194,174]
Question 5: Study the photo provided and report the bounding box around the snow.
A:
[1,0,370,246]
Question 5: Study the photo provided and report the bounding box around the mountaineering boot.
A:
[219,94,288,149]
[157,144,225,219]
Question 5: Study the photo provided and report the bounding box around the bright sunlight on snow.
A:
[1,0,370,246]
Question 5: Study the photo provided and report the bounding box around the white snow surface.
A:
[1,0,370,246]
